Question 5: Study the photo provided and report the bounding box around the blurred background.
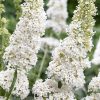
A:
[0,0,100,99]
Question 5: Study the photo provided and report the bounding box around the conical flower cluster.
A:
[0,0,10,69]
[47,0,97,87]
[3,0,46,72]
[46,0,68,33]
[82,72,100,100]
[32,0,97,99]
[0,0,46,99]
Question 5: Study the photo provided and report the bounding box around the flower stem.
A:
[6,69,17,100]
[37,46,48,79]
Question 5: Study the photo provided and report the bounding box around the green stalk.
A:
[6,69,17,100]
[37,46,48,79]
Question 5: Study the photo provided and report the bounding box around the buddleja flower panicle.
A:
[32,0,97,99]
[46,0,68,33]
[0,0,46,99]
[3,0,46,72]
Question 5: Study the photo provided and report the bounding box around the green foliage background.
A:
[0,0,100,99]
